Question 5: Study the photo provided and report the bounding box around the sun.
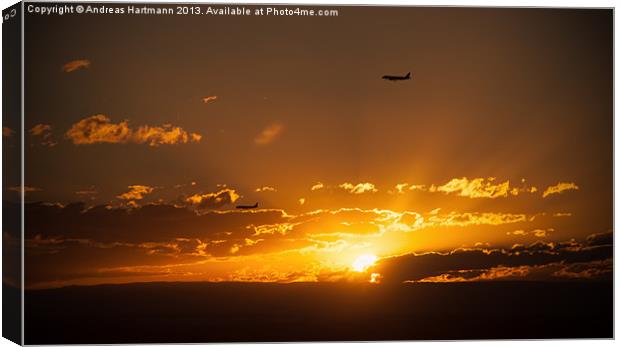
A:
[352,254,378,272]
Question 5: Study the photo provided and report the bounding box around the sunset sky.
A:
[3,6,612,288]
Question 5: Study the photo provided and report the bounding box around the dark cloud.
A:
[373,236,612,284]
[20,202,289,244]
[586,231,613,247]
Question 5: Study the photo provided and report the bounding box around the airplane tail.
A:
[406,72,411,79]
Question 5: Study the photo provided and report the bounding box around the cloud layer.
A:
[373,233,612,283]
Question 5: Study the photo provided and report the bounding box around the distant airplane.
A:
[236,202,258,209]
[382,72,411,81]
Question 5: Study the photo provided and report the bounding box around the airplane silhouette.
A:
[236,202,258,209]
[382,72,411,81]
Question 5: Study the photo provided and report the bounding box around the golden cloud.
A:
[507,228,554,238]
[310,182,324,191]
[255,186,277,193]
[390,183,426,194]
[339,182,377,194]
[66,115,202,146]
[424,211,528,228]
[433,177,510,198]
[254,123,283,145]
[185,188,240,210]
[431,177,538,199]
[542,182,579,198]
[62,59,91,72]
[116,185,154,200]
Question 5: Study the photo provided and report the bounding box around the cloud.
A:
[8,186,41,195]
[66,115,202,146]
[311,182,324,191]
[419,211,529,228]
[414,265,533,283]
[255,186,277,193]
[133,124,202,146]
[388,178,537,198]
[185,188,240,210]
[390,183,426,194]
[17,195,604,287]
[75,188,98,196]
[374,234,612,284]
[62,59,91,72]
[586,231,613,247]
[29,124,57,147]
[542,182,579,198]
[506,228,554,238]
[3,127,13,137]
[414,259,613,283]
[202,96,217,104]
[254,123,283,145]
[66,115,132,144]
[431,177,539,198]
[117,185,154,200]
[339,182,377,194]
[553,212,572,217]
[298,198,305,205]
[433,177,510,198]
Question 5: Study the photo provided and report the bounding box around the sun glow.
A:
[352,254,378,272]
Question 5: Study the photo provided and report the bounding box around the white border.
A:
[0,1,616,347]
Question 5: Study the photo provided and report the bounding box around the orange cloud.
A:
[254,123,283,145]
[62,59,91,72]
[133,124,201,147]
[416,265,532,283]
[202,96,217,104]
[117,185,154,200]
[553,212,572,217]
[66,115,202,146]
[29,124,57,147]
[339,182,377,194]
[542,182,579,198]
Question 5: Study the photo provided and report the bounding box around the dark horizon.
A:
[24,280,613,343]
